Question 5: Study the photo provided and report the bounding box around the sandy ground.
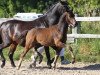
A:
[0,61,100,75]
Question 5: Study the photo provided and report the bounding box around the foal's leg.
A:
[52,55,59,69]
[17,47,30,69]
[8,43,17,67]
[52,48,60,69]
[68,45,75,64]
[17,40,33,69]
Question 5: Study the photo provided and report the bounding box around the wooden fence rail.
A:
[67,17,100,43]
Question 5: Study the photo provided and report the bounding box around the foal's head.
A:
[65,11,76,27]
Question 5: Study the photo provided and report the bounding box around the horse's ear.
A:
[60,0,65,4]
[70,7,73,12]
[60,0,69,5]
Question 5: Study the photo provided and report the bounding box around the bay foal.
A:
[18,12,76,69]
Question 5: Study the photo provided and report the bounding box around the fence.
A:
[0,17,100,43]
[67,17,100,43]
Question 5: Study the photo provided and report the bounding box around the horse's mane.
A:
[44,2,59,15]
[44,1,70,15]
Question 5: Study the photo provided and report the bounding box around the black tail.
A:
[19,30,28,39]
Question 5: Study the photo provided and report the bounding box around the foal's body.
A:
[17,12,76,69]
[26,26,65,48]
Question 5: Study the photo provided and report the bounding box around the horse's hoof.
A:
[28,64,33,69]
[1,64,5,68]
[32,62,36,68]
[39,55,43,64]
[51,58,54,63]
[1,62,5,68]
[11,64,16,67]
[47,64,52,69]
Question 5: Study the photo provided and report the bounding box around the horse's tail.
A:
[0,21,6,32]
[0,22,4,44]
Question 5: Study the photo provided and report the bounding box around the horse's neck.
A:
[45,12,59,26]
[57,13,66,33]
[45,3,61,25]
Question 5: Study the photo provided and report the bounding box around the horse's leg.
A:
[8,43,17,67]
[0,49,6,68]
[0,31,11,68]
[68,45,75,64]
[29,51,38,68]
[0,31,11,50]
[44,46,52,69]
[0,34,6,68]
[34,46,43,64]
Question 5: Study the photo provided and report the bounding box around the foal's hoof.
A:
[71,58,75,64]
[17,66,20,70]
[72,60,75,64]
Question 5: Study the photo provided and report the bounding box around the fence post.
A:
[72,14,80,34]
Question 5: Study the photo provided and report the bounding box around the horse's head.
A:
[45,1,72,25]
[65,10,76,27]
[57,1,72,15]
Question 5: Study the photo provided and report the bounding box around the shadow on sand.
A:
[58,64,100,70]
[28,64,100,70]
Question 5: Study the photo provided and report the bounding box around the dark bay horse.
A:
[0,1,74,68]
[17,11,76,69]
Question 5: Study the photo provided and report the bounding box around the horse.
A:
[17,11,76,69]
[0,1,74,68]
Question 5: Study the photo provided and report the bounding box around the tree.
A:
[0,0,99,17]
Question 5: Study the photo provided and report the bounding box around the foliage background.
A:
[0,0,100,62]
